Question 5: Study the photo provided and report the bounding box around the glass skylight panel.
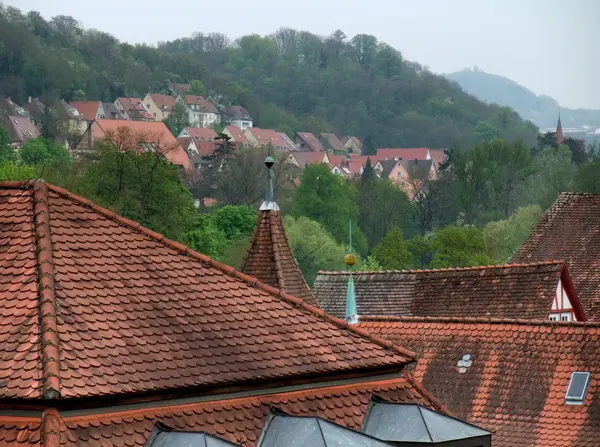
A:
[318,419,391,447]
[146,428,241,447]
[566,372,592,405]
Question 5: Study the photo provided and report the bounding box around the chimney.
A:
[28,96,32,104]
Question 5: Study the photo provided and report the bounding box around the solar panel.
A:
[565,372,591,404]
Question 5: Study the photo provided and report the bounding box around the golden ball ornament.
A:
[345,253,357,267]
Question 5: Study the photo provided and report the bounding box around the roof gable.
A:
[359,317,600,447]
[146,94,177,111]
[319,133,345,152]
[296,132,325,152]
[70,101,102,121]
[0,181,415,401]
[181,127,218,141]
[184,96,219,114]
[314,262,586,321]
[512,193,600,320]
[2,115,40,143]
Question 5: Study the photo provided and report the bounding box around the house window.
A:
[549,314,559,321]
[153,113,156,117]
[397,172,402,176]
[561,313,572,322]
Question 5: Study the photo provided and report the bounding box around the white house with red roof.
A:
[182,96,221,128]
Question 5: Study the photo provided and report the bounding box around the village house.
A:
[287,151,329,169]
[178,127,218,140]
[245,127,295,151]
[70,101,106,122]
[81,119,192,169]
[222,125,250,148]
[512,192,600,320]
[1,115,40,147]
[114,96,153,121]
[0,179,490,446]
[358,316,600,447]
[375,147,432,161]
[319,132,346,152]
[182,95,220,128]
[143,93,177,121]
[22,98,46,126]
[51,99,88,135]
[314,261,586,322]
[343,135,363,154]
[375,158,436,199]
[226,105,253,129]
[295,132,326,152]
[101,102,123,119]
[0,97,27,119]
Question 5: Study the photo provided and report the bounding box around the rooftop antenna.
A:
[345,220,358,324]
[260,147,279,211]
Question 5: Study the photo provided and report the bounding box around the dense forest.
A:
[0,4,539,149]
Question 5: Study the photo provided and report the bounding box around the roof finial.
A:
[260,149,279,211]
[344,220,358,324]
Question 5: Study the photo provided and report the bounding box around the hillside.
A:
[0,5,539,148]
[447,68,600,131]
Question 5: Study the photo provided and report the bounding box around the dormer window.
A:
[565,372,591,405]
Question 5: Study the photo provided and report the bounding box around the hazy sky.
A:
[6,0,600,109]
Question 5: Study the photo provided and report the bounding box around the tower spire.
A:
[260,151,279,211]
[556,110,565,145]
[345,220,358,324]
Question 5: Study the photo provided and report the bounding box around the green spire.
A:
[260,152,279,211]
[345,220,358,324]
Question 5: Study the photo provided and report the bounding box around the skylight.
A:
[258,413,390,447]
[565,372,592,405]
[145,423,240,447]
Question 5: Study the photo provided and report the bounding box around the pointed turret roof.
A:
[241,157,319,307]
[556,112,565,145]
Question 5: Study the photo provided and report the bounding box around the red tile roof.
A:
[429,148,447,166]
[247,128,294,150]
[241,210,318,307]
[327,154,346,166]
[223,125,248,143]
[320,133,346,152]
[314,262,586,321]
[184,96,219,114]
[290,151,328,167]
[0,180,418,402]
[90,119,192,169]
[116,97,153,120]
[0,375,440,446]
[296,132,325,152]
[2,115,40,144]
[512,193,600,320]
[375,148,431,161]
[70,101,102,121]
[147,94,177,112]
[182,127,218,141]
[359,316,600,447]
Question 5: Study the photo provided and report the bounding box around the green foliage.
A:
[293,164,367,254]
[372,227,412,270]
[188,79,206,97]
[0,161,36,180]
[427,225,496,268]
[284,215,346,286]
[525,146,574,208]
[164,102,190,136]
[474,120,500,142]
[19,138,69,166]
[212,205,257,239]
[186,215,228,259]
[484,205,543,262]
[357,255,382,271]
[0,126,15,163]
[576,161,600,193]
[0,7,538,148]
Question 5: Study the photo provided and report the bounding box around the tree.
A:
[484,205,543,262]
[186,214,228,259]
[372,227,412,270]
[427,225,496,268]
[19,137,69,166]
[449,144,489,224]
[474,120,500,142]
[293,163,367,254]
[525,146,575,208]
[0,126,15,163]
[0,161,35,180]
[164,102,190,136]
[284,215,346,286]
[188,79,206,97]
[212,205,257,239]
[576,161,600,193]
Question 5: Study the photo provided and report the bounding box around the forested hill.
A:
[447,68,600,130]
[0,5,538,148]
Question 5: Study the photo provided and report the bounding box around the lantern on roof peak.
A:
[260,152,279,211]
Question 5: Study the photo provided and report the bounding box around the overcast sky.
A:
[6,0,600,109]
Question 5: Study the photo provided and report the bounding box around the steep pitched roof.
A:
[512,193,600,320]
[0,98,24,118]
[375,148,431,161]
[289,151,328,167]
[184,96,219,114]
[314,262,586,321]
[70,101,102,121]
[429,148,447,167]
[556,115,565,145]
[101,102,122,119]
[0,180,417,402]
[241,209,319,308]
[358,316,600,447]
[401,158,434,179]
[147,93,177,112]
[2,115,40,144]
[246,128,293,150]
[296,132,325,152]
[227,105,252,121]
[90,119,192,169]
[0,375,439,446]
[116,97,153,120]
[23,99,46,121]
[223,125,248,143]
[181,127,218,141]
[319,133,345,152]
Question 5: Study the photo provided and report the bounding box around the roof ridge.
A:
[317,261,565,275]
[32,180,61,399]
[41,408,61,447]
[37,182,416,364]
[357,315,600,327]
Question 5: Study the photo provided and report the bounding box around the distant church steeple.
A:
[556,111,565,145]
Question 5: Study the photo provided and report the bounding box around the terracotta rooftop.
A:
[69,101,102,121]
[184,96,219,114]
[0,180,441,445]
[116,97,153,120]
[512,193,600,320]
[429,148,448,166]
[359,316,600,447]
[181,127,218,141]
[314,262,586,321]
[146,93,177,112]
[319,133,345,152]
[89,119,192,169]
[289,151,328,167]
[375,148,431,161]
[296,132,325,152]
[227,105,252,121]
[2,115,40,144]
[223,125,249,143]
